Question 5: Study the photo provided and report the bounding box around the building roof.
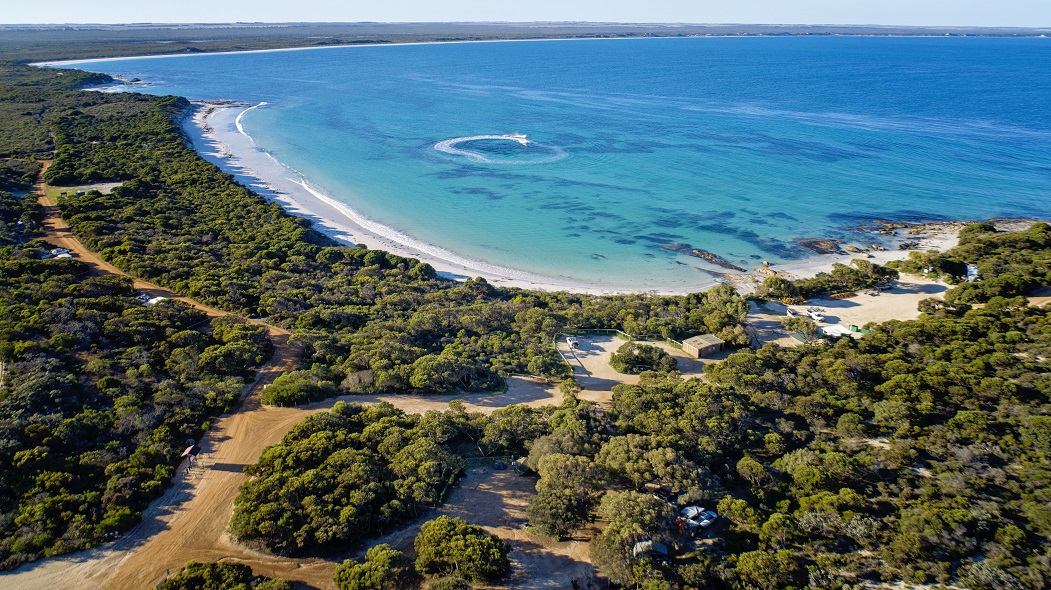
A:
[683,334,725,348]
[820,325,851,337]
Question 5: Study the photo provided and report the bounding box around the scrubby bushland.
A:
[230,402,469,554]
[413,516,512,583]
[0,189,43,246]
[158,561,292,590]
[259,366,339,406]
[0,253,271,568]
[526,453,606,539]
[333,518,511,590]
[891,221,1051,303]
[757,258,898,300]
[333,544,417,590]
[609,341,678,374]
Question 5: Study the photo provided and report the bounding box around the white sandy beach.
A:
[183,101,735,295]
[183,101,985,296]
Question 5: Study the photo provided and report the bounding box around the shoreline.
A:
[183,101,722,295]
[764,217,1044,281]
[184,101,1037,297]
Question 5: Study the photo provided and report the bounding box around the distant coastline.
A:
[20,21,1051,67]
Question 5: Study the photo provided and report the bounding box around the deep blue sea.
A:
[59,37,1051,289]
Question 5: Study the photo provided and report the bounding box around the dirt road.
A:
[4,168,587,589]
[34,163,250,326]
[7,168,335,588]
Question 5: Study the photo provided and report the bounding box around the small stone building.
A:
[682,334,725,358]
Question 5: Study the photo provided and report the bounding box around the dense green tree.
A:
[527,453,606,539]
[157,561,292,590]
[525,428,589,471]
[231,402,469,554]
[333,544,415,590]
[589,491,679,585]
[729,550,802,590]
[0,256,270,568]
[413,516,511,583]
[781,316,818,343]
[756,275,797,300]
[609,342,678,374]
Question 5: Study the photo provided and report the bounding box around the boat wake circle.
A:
[434,134,567,165]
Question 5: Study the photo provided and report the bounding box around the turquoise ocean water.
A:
[60,37,1051,289]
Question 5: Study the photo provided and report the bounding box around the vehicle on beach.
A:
[566,336,579,349]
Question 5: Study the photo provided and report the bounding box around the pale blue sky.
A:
[2,1,1048,27]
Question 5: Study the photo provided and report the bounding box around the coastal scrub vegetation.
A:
[333,543,418,590]
[413,515,512,583]
[757,258,898,301]
[157,561,292,590]
[609,341,678,374]
[233,395,599,556]
[890,221,1051,303]
[0,65,277,569]
[332,517,511,590]
[230,401,469,554]
[0,249,271,568]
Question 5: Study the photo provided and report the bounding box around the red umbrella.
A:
[182,445,202,457]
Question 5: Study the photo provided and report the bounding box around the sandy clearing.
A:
[790,278,947,328]
[343,376,562,415]
[1029,286,1051,308]
[555,335,710,404]
[747,276,949,347]
[360,465,599,590]
[745,301,801,347]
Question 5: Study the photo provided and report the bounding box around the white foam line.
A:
[235,101,267,141]
[183,101,724,295]
[285,176,557,284]
[227,111,567,282]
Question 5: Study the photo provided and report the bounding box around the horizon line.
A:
[2,21,1050,30]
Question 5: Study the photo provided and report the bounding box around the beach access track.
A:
[6,163,593,589]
